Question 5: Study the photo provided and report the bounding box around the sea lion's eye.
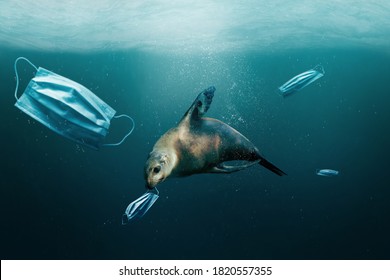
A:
[153,166,161,174]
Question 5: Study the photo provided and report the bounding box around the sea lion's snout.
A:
[145,175,165,190]
[145,171,159,190]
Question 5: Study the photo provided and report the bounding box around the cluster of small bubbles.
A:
[299,208,304,220]
[237,116,246,125]
[75,144,85,153]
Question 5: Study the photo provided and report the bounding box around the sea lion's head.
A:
[144,151,173,189]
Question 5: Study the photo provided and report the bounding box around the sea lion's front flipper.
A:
[210,161,259,173]
[179,86,215,124]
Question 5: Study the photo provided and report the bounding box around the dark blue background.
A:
[1,47,389,259]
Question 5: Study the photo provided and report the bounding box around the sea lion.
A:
[144,86,286,189]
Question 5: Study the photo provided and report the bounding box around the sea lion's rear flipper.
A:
[259,157,287,176]
[179,86,215,124]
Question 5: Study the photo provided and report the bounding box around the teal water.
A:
[1,1,390,260]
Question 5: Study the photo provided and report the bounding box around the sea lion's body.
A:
[145,86,285,189]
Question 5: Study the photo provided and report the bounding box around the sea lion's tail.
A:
[259,157,287,176]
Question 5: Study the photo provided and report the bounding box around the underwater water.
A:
[1,1,390,260]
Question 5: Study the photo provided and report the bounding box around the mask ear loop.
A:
[149,187,159,196]
[14,57,38,101]
[102,114,135,147]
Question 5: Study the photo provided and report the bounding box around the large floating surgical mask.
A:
[14,57,135,150]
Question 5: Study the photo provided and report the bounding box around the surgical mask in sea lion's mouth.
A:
[122,188,159,224]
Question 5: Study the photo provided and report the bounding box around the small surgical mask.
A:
[14,57,135,150]
[278,65,325,97]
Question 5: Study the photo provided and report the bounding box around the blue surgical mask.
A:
[122,188,159,224]
[14,57,135,150]
[278,65,325,97]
